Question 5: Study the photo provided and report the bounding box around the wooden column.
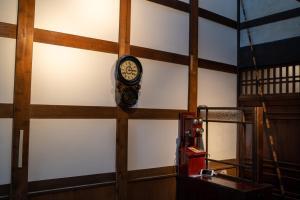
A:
[11,0,35,199]
[253,107,264,183]
[188,0,199,112]
[116,0,131,200]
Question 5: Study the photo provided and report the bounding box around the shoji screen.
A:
[128,0,189,170]
[28,0,119,181]
[0,0,18,185]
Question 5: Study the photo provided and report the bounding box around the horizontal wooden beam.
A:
[238,94,300,106]
[130,45,189,65]
[30,105,117,119]
[34,29,118,54]
[199,58,237,74]
[147,0,237,29]
[128,108,185,119]
[0,103,13,118]
[0,22,236,73]
[0,22,17,39]
[240,7,300,29]
[198,8,237,29]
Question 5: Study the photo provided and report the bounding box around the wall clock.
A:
[115,55,143,108]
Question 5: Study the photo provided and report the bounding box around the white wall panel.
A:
[136,58,188,109]
[29,119,116,181]
[31,43,117,106]
[34,0,119,42]
[198,68,237,106]
[199,0,237,20]
[128,120,178,170]
[0,37,15,103]
[240,0,299,22]
[198,68,237,160]
[199,18,237,66]
[131,0,189,55]
[0,0,18,24]
[240,17,300,47]
[0,119,12,185]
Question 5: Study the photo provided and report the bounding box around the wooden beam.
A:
[147,0,237,29]
[34,28,118,54]
[253,107,264,183]
[30,105,116,119]
[116,0,131,199]
[0,22,17,39]
[198,7,237,29]
[0,103,13,118]
[198,58,237,74]
[0,23,236,73]
[240,7,300,29]
[128,108,185,119]
[130,46,189,66]
[146,0,189,12]
[188,0,199,112]
[11,0,35,199]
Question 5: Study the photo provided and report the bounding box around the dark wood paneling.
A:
[0,103,13,118]
[0,184,9,197]
[28,173,115,194]
[188,0,199,112]
[240,8,300,29]
[239,37,300,68]
[34,29,118,54]
[238,95,300,198]
[30,105,116,119]
[128,177,176,200]
[130,45,189,65]
[199,58,237,74]
[0,22,17,38]
[147,0,237,29]
[128,108,184,119]
[11,0,36,199]
[29,185,116,200]
[128,166,176,182]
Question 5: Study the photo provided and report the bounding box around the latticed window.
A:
[239,64,300,96]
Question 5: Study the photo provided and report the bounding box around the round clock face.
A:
[120,60,138,81]
[116,55,142,85]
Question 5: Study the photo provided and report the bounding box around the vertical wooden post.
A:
[253,107,264,183]
[11,0,35,199]
[116,0,131,199]
[188,0,199,112]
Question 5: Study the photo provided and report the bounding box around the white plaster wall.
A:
[131,0,189,55]
[240,17,300,47]
[128,120,178,170]
[199,0,237,20]
[136,58,188,110]
[0,0,18,24]
[34,0,119,42]
[0,37,15,103]
[0,119,12,185]
[29,119,116,181]
[199,18,237,65]
[198,68,237,160]
[31,43,117,106]
[240,0,300,22]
